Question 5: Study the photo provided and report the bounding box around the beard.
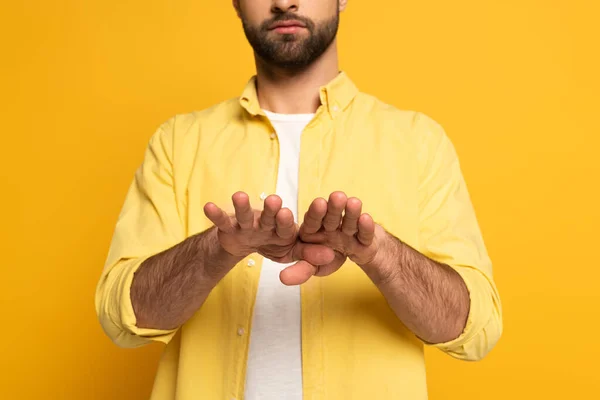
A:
[241,12,339,69]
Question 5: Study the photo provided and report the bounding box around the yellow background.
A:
[1,0,598,398]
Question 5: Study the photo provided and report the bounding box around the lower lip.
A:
[272,26,305,34]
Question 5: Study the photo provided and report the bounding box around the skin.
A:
[132,193,336,330]
[131,0,470,344]
[233,0,347,113]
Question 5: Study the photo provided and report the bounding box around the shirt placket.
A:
[298,110,332,400]
[231,117,281,400]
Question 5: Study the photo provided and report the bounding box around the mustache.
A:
[261,13,315,31]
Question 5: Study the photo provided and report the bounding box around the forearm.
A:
[131,227,242,330]
[364,232,470,344]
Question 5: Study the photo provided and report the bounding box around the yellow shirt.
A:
[95,72,502,399]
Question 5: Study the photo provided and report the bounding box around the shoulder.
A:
[145,97,243,161]
[353,92,450,148]
[158,97,242,137]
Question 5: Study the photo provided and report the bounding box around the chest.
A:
[179,117,420,248]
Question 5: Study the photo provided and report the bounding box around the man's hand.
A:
[132,191,336,330]
[203,191,335,278]
[280,191,388,286]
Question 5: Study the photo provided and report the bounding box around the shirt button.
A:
[270,132,276,139]
[247,258,255,267]
[237,327,245,336]
[259,192,267,201]
[332,105,339,112]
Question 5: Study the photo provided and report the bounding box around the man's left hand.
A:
[280,191,390,285]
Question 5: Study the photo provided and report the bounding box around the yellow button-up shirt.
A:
[96,72,502,400]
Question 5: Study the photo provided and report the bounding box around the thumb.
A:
[279,242,335,286]
[280,250,347,285]
[280,260,317,286]
[291,242,335,266]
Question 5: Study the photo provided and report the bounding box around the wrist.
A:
[362,227,402,285]
[199,227,244,284]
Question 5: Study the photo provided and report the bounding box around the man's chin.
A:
[272,54,311,66]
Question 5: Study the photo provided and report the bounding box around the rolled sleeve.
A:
[415,113,503,360]
[430,265,502,360]
[96,257,178,348]
[95,118,185,348]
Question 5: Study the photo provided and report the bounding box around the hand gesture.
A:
[280,191,384,285]
[204,192,335,273]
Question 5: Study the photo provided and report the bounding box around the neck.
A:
[254,39,340,114]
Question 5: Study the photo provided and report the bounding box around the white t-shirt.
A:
[244,110,315,400]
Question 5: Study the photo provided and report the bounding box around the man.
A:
[95,0,502,398]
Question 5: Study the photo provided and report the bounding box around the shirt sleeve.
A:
[95,118,185,348]
[414,113,503,361]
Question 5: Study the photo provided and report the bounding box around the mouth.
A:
[268,20,307,34]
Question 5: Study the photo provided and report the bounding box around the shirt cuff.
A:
[99,257,179,348]
[427,265,493,359]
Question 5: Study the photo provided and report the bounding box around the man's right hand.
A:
[132,191,334,330]
[203,191,335,276]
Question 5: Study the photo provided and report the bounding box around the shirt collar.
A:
[239,71,359,118]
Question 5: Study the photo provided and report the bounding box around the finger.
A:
[292,242,335,266]
[203,202,234,234]
[280,260,317,286]
[357,213,375,246]
[299,230,328,243]
[259,195,282,231]
[232,191,254,230]
[314,251,346,277]
[280,251,346,286]
[275,207,296,239]
[323,191,347,231]
[341,197,362,236]
[301,197,327,234]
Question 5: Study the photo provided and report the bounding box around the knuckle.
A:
[259,223,273,231]
[305,214,321,224]
[324,215,337,223]
[344,216,358,224]
[342,227,356,236]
